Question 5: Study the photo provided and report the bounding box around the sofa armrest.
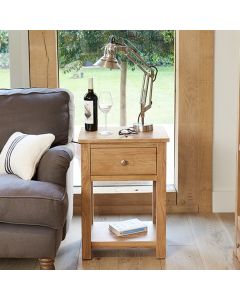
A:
[37,145,74,187]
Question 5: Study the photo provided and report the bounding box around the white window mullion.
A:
[8,30,30,88]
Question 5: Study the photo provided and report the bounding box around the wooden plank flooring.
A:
[0,214,239,270]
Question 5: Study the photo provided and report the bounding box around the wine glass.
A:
[99,91,113,135]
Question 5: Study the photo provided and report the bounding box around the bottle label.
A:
[84,101,94,124]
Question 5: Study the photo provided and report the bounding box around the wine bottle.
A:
[84,78,98,131]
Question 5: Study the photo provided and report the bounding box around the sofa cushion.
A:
[0,132,55,180]
[0,174,68,229]
[0,88,74,152]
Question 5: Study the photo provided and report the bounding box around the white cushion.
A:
[0,132,55,180]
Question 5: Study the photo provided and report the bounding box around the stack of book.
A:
[109,218,148,237]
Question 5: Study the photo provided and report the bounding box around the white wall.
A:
[8,30,29,88]
[213,30,240,212]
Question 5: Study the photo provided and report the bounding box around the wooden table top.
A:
[78,126,169,144]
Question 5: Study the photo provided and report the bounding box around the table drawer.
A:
[91,147,157,175]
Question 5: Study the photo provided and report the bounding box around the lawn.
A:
[60,66,175,184]
[0,69,10,88]
[0,66,174,127]
[59,66,175,127]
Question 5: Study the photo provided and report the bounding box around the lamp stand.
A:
[94,36,159,132]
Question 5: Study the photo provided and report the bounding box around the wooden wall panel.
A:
[28,30,58,88]
[175,30,214,213]
[72,186,194,216]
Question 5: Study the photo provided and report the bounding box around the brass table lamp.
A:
[94,36,158,132]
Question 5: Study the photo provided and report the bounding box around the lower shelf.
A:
[91,221,156,249]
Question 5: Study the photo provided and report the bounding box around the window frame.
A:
[27,30,214,214]
[56,30,176,187]
[8,30,30,88]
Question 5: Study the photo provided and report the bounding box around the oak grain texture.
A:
[91,147,157,175]
[28,30,58,88]
[152,181,156,224]
[78,126,169,144]
[91,143,158,148]
[73,185,177,215]
[218,213,235,245]
[91,221,156,249]
[1,214,239,270]
[79,126,168,259]
[74,204,196,215]
[175,30,214,213]
[79,213,239,270]
[81,144,92,259]
[162,245,204,270]
[189,214,240,269]
[156,143,167,258]
[91,175,158,181]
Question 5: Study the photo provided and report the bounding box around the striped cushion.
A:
[0,132,55,180]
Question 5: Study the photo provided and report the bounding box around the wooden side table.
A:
[78,127,169,260]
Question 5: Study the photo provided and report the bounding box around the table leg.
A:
[156,143,166,259]
[81,144,92,260]
[91,182,94,224]
[152,181,156,224]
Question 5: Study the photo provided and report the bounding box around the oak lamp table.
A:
[79,127,169,260]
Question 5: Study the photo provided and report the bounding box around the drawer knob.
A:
[121,160,128,166]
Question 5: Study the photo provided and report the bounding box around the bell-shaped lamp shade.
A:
[94,56,121,69]
[93,42,121,70]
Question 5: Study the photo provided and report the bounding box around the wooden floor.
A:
[0,213,239,270]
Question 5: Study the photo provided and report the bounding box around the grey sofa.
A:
[0,88,74,270]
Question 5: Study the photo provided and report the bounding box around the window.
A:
[0,30,10,88]
[58,30,175,186]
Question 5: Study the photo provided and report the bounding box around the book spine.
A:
[121,227,147,236]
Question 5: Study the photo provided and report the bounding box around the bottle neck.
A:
[88,78,93,90]
[88,89,94,93]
